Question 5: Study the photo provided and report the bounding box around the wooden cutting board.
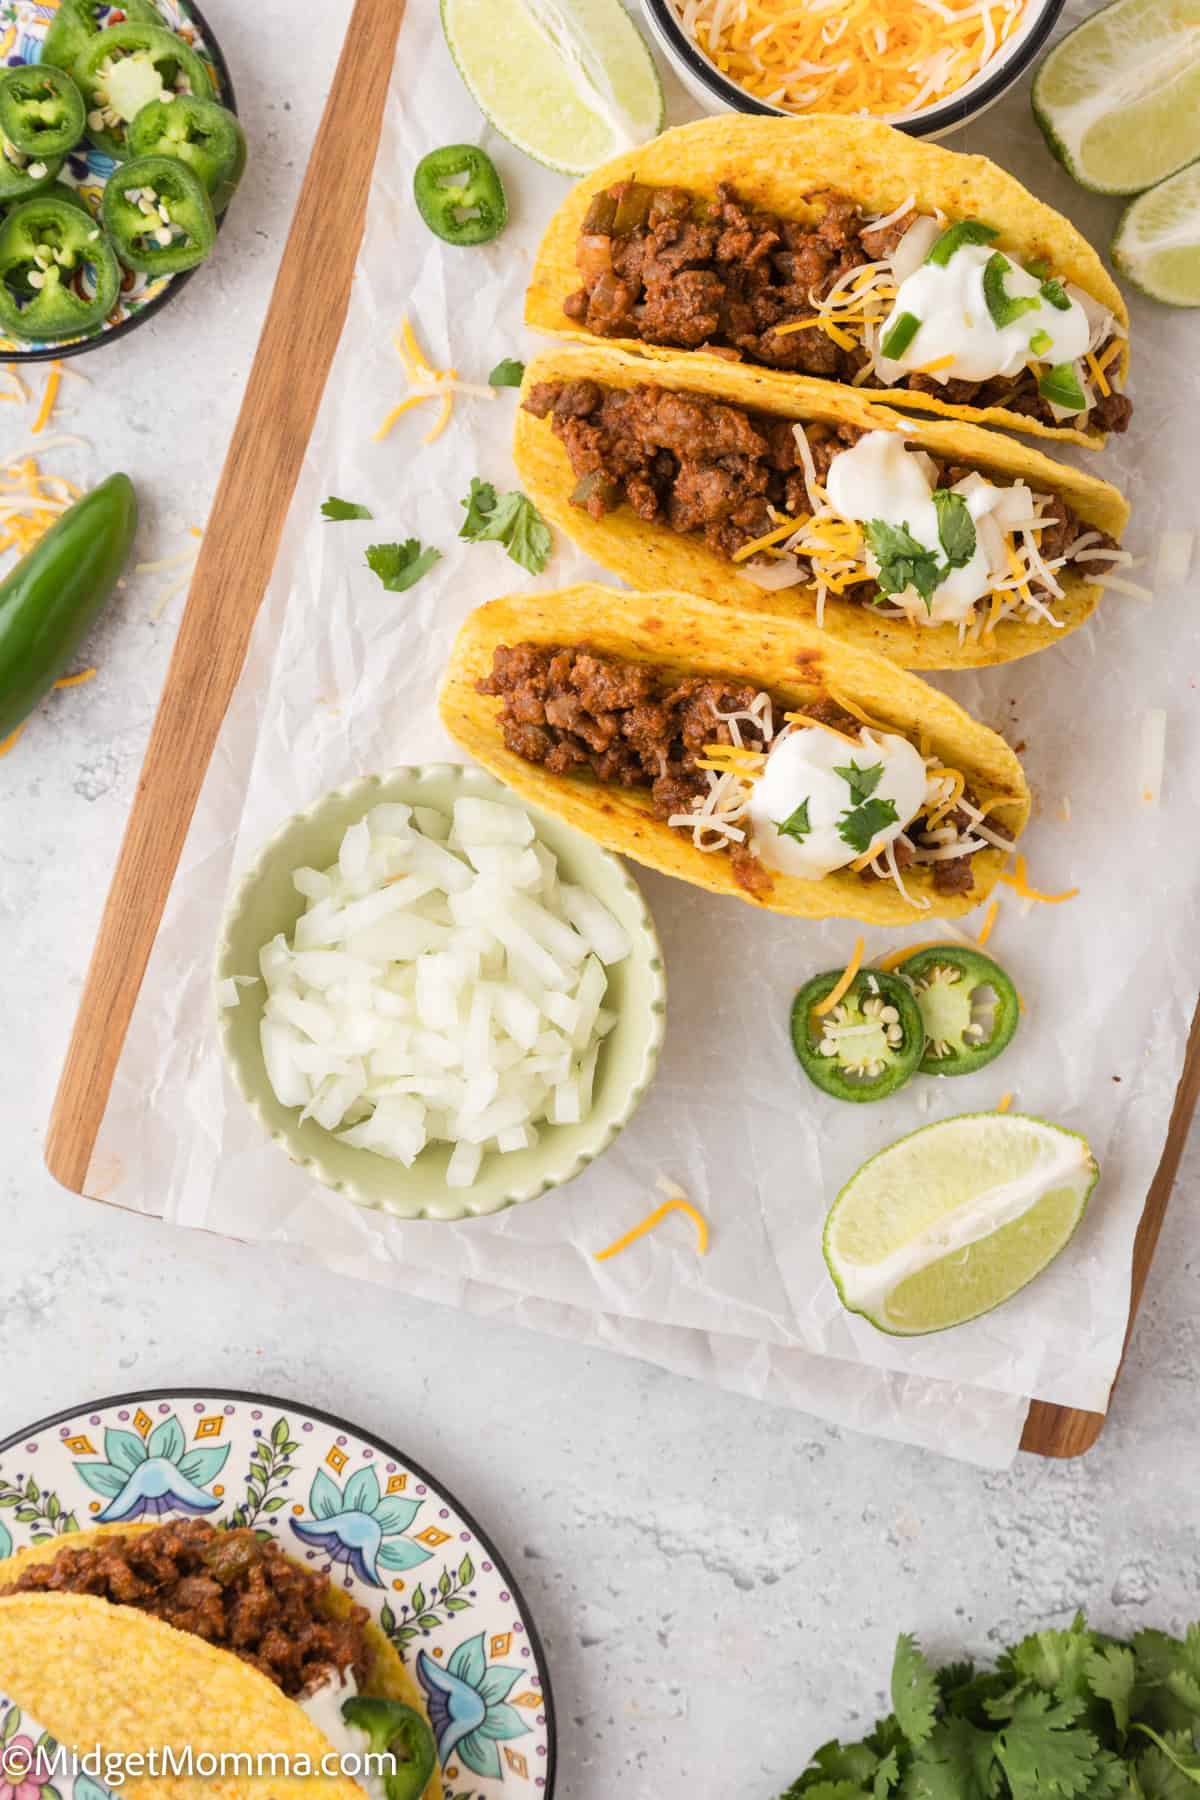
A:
[42,0,1197,1458]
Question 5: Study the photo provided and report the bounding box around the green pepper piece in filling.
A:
[41,0,161,76]
[1038,360,1087,413]
[0,194,120,340]
[129,94,245,212]
[896,946,1019,1076]
[0,473,138,743]
[790,968,925,1103]
[0,65,87,162]
[413,144,507,247]
[101,152,215,275]
[75,22,215,161]
[340,1696,436,1800]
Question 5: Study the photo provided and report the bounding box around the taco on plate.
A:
[513,345,1130,672]
[526,115,1131,451]
[0,1520,442,1800]
[440,585,1030,923]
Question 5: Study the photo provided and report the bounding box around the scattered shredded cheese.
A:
[812,936,865,1015]
[997,853,1078,904]
[594,1184,710,1261]
[30,361,62,436]
[876,939,958,971]
[975,898,999,947]
[53,667,96,689]
[996,1091,1013,1113]
[0,723,25,757]
[375,314,495,446]
[676,0,1028,118]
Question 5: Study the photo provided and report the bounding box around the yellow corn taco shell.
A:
[525,114,1130,452]
[440,584,1029,924]
[0,1526,442,1800]
[513,345,1129,672]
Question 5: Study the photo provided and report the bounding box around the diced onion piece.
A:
[454,795,536,846]
[368,802,414,838]
[339,818,371,886]
[216,977,241,1009]
[446,1139,484,1188]
[1139,710,1166,808]
[410,804,449,841]
[260,1018,310,1108]
[1156,531,1193,587]
[559,884,631,964]
[293,866,332,901]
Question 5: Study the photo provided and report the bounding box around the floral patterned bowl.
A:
[0,0,237,361]
[0,1387,556,1796]
[215,763,668,1223]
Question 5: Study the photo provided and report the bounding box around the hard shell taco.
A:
[0,1521,443,1800]
[525,115,1131,451]
[513,344,1130,672]
[440,585,1030,923]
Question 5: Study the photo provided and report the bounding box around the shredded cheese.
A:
[997,853,1078,905]
[0,723,24,756]
[594,1187,710,1261]
[677,0,1028,119]
[912,354,957,375]
[30,361,62,436]
[974,897,999,947]
[1085,350,1110,399]
[375,314,494,446]
[876,939,957,971]
[812,936,865,1015]
[996,1091,1013,1113]
[53,668,96,689]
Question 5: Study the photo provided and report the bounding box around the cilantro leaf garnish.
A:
[322,495,373,522]
[774,798,812,843]
[931,489,976,571]
[365,539,441,592]
[863,518,941,605]
[459,477,552,573]
[892,1634,940,1746]
[833,759,883,805]
[488,357,526,387]
[837,796,899,855]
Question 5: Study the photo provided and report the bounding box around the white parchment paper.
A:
[82,1,1200,1466]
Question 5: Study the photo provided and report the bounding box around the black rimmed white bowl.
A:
[639,0,1064,139]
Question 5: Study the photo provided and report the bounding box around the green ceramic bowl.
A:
[215,763,667,1222]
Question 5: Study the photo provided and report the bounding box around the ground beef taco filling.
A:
[564,181,1131,436]
[525,378,1120,635]
[0,1518,370,1697]
[478,643,1009,903]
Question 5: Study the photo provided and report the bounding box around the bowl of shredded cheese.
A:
[642,0,1064,137]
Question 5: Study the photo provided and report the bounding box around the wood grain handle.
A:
[45,0,408,1193]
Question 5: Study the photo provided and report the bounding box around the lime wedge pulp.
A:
[1113,158,1200,305]
[441,0,665,177]
[824,1113,1098,1336]
[1032,0,1200,194]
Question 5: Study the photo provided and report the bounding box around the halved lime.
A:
[441,0,665,177]
[1113,159,1200,305]
[824,1113,1098,1336]
[1032,0,1200,195]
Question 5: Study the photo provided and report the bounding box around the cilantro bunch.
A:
[781,1617,1200,1799]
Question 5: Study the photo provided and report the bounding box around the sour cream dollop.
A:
[299,1676,389,1800]
[876,228,1090,391]
[826,430,1036,625]
[748,724,928,880]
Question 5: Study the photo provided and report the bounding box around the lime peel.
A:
[824,1112,1098,1335]
[440,0,664,178]
[1113,159,1200,307]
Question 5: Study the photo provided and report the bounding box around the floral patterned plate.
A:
[0,0,237,361]
[0,1388,556,1799]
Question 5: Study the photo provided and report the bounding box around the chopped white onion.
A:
[248,798,618,1187]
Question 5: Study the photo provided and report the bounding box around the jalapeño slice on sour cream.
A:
[875,220,1091,397]
[748,724,927,880]
[825,431,1038,626]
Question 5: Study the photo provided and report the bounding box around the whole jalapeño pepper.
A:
[0,474,138,744]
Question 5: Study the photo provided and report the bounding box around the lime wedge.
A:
[1113,159,1200,305]
[1032,0,1200,194]
[441,0,665,177]
[824,1113,1098,1336]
